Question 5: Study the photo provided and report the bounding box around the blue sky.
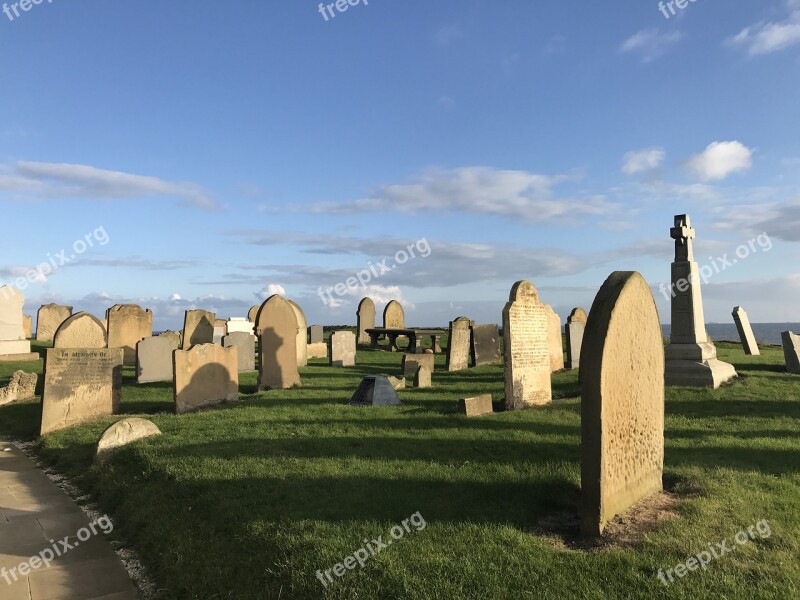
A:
[2,0,799,330]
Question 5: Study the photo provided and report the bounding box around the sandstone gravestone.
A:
[546,306,565,372]
[227,317,254,334]
[383,300,405,329]
[94,418,162,465]
[565,308,588,370]
[471,324,501,366]
[0,371,38,406]
[107,304,153,366]
[256,295,301,390]
[40,348,123,435]
[664,215,737,388]
[309,325,324,344]
[23,314,32,339]
[387,375,406,390]
[158,330,183,347]
[502,280,551,409]
[173,343,239,414]
[36,304,73,342]
[458,394,493,417]
[182,309,216,349]
[732,307,760,356]
[288,300,308,367]
[402,353,434,377]
[213,319,228,344]
[349,376,402,406]
[248,305,260,324]
[329,331,356,367]
[580,271,664,537]
[446,317,473,372]
[223,332,256,372]
[53,313,107,349]
[357,297,376,344]
[781,331,800,374]
[307,342,327,359]
[414,365,431,389]
[0,286,37,360]
[137,335,180,383]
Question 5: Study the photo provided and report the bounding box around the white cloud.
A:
[622,147,665,175]
[255,284,286,300]
[684,141,753,181]
[0,161,219,210]
[728,1,800,55]
[620,29,682,62]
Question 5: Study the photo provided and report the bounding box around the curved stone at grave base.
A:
[94,418,162,465]
[53,312,108,349]
[580,271,664,537]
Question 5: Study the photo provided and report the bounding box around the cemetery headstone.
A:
[0,286,37,360]
[248,305,260,325]
[256,295,301,390]
[329,330,356,367]
[309,325,324,344]
[387,375,406,390]
[349,376,402,406]
[402,353,434,377]
[137,335,180,383]
[227,317,255,334]
[288,300,308,367]
[546,305,565,372]
[446,317,473,372]
[159,330,183,347]
[213,319,228,344]
[565,308,588,370]
[173,343,239,414]
[307,343,327,359]
[732,306,760,356]
[36,303,73,342]
[53,312,107,349]
[470,324,501,366]
[414,365,431,389]
[0,370,38,406]
[781,331,800,374]
[383,300,405,329]
[357,297,376,344]
[107,304,153,366]
[223,331,257,372]
[94,418,162,465]
[22,314,32,339]
[458,394,494,417]
[182,309,216,349]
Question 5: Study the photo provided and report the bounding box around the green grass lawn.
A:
[1,339,798,599]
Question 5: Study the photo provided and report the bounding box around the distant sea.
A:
[661,323,800,345]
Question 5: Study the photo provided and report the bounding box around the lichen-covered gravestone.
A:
[580,271,664,537]
[329,331,356,367]
[565,308,588,370]
[94,418,162,465]
[256,295,301,390]
[546,305,564,372]
[781,331,800,375]
[53,312,107,349]
[137,335,180,383]
[36,303,73,342]
[182,309,216,349]
[357,297,376,344]
[502,280,551,409]
[0,371,38,406]
[222,332,257,372]
[446,317,472,372]
[173,344,239,414]
[732,306,760,356]
[107,304,153,366]
[383,300,405,329]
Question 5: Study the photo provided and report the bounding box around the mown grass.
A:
[0,339,798,599]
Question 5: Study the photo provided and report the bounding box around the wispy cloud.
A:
[622,147,666,175]
[620,29,682,63]
[728,1,800,55]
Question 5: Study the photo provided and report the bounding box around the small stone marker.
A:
[446,317,472,372]
[256,295,301,390]
[0,286,37,360]
[107,304,153,366]
[137,336,180,383]
[732,307,760,356]
[288,300,309,368]
[94,418,162,465]
[402,353,434,377]
[53,312,107,349]
[414,365,431,389]
[458,394,494,417]
[781,331,800,374]
[387,375,406,390]
[329,331,356,367]
[0,371,38,406]
[546,306,564,372]
[36,303,73,342]
[182,310,216,349]
[357,297,376,344]
[349,376,402,406]
[213,319,227,344]
[173,343,239,414]
[307,342,327,359]
[471,324,501,366]
[222,332,256,372]
[22,314,32,339]
[40,348,123,435]
[565,308,588,370]
[580,271,664,537]
[383,300,405,329]
[502,280,551,409]
[309,325,324,344]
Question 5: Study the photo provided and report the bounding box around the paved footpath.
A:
[0,440,138,600]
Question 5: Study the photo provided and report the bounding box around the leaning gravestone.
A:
[53,313,107,349]
[402,353,434,377]
[309,325,324,344]
[0,286,37,360]
[0,370,38,406]
[580,271,664,537]
[94,418,162,465]
[446,317,472,372]
[546,306,564,372]
[256,295,301,390]
[182,309,216,349]
[288,300,308,367]
[470,324,501,366]
[502,280,551,409]
[40,347,123,435]
[357,297,376,344]
[173,343,239,414]
[137,335,180,383]
[36,303,73,342]
[458,394,493,417]
[732,306,760,356]
[781,331,800,374]
[565,308,588,370]
[329,331,356,367]
[349,376,402,406]
[107,304,153,366]
[383,300,405,329]
[222,332,256,372]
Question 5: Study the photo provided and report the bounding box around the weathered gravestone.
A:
[402,353,434,377]
[256,295,301,390]
[53,312,107,349]
[227,317,254,334]
[502,280,551,409]
[732,306,760,356]
[349,376,402,406]
[470,324,501,366]
[0,286,37,360]
[309,325,324,344]
[307,343,327,359]
[357,297,376,344]
[107,304,153,366]
[0,371,38,406]
[387,375,406,390]
[173,343,239,414]
[95,418,162,465]
[580,271,664,537]
[22,314,32,339]
[565,308,588,370]
[248,305,260,324]
[36,303,73,342]
[446,317,473,372]
[223,332,256,372]
[414,365,431,389]
[182,309,216,349]
[288,300,308,367]
[546,306,565,372]
[40,348,123,435]
[383,300,405,329]
[664,215,736,388]
[458,394,494,417]
[137,335,180,383]
[781,331,800,374]
[329,331,356,367]
[213,319,228,344]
